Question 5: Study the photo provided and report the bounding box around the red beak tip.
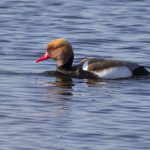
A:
[35,59,40,63]
[35,52,50,64]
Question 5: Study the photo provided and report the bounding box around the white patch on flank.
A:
[82,60,89,71]
[146,67,150,72]
[92,66,132,79]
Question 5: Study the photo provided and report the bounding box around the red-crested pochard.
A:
[36,38,149,79]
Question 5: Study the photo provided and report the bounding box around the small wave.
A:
[0,70,42,76]
[0,70,58,77]
[0,70,19,75]
[0,52,6,55]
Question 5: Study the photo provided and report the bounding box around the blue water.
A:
[0,0,150,150]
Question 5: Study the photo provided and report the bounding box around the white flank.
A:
[92,66,132,79]
[82,60,89,71]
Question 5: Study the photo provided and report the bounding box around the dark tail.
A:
[133,66,149,76]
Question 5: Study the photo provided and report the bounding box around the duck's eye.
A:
[47,46,55,51]
[51,47,55,51]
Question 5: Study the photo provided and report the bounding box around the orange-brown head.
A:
[36,38,74,68]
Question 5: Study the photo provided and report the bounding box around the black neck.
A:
[57,54,74,70]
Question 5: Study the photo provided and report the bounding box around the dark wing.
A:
[82,58,140,72]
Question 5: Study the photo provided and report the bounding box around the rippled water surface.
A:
[0,0,150,150]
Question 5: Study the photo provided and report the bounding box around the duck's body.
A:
[56,58,149,79]
[36,38,149,79]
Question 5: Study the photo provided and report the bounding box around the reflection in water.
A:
[43,73,75,132]
[83,79,107,87]
[45,70,74,96]
[44,70,107,87]
[47,78,74,98]
[43,71,116,110]
[52,77,74,90]
[42,71,75,106]
[35,71,109,112]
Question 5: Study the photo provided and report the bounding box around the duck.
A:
[36,38,149,79]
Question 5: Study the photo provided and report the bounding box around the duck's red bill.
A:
[36,52,50,63]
